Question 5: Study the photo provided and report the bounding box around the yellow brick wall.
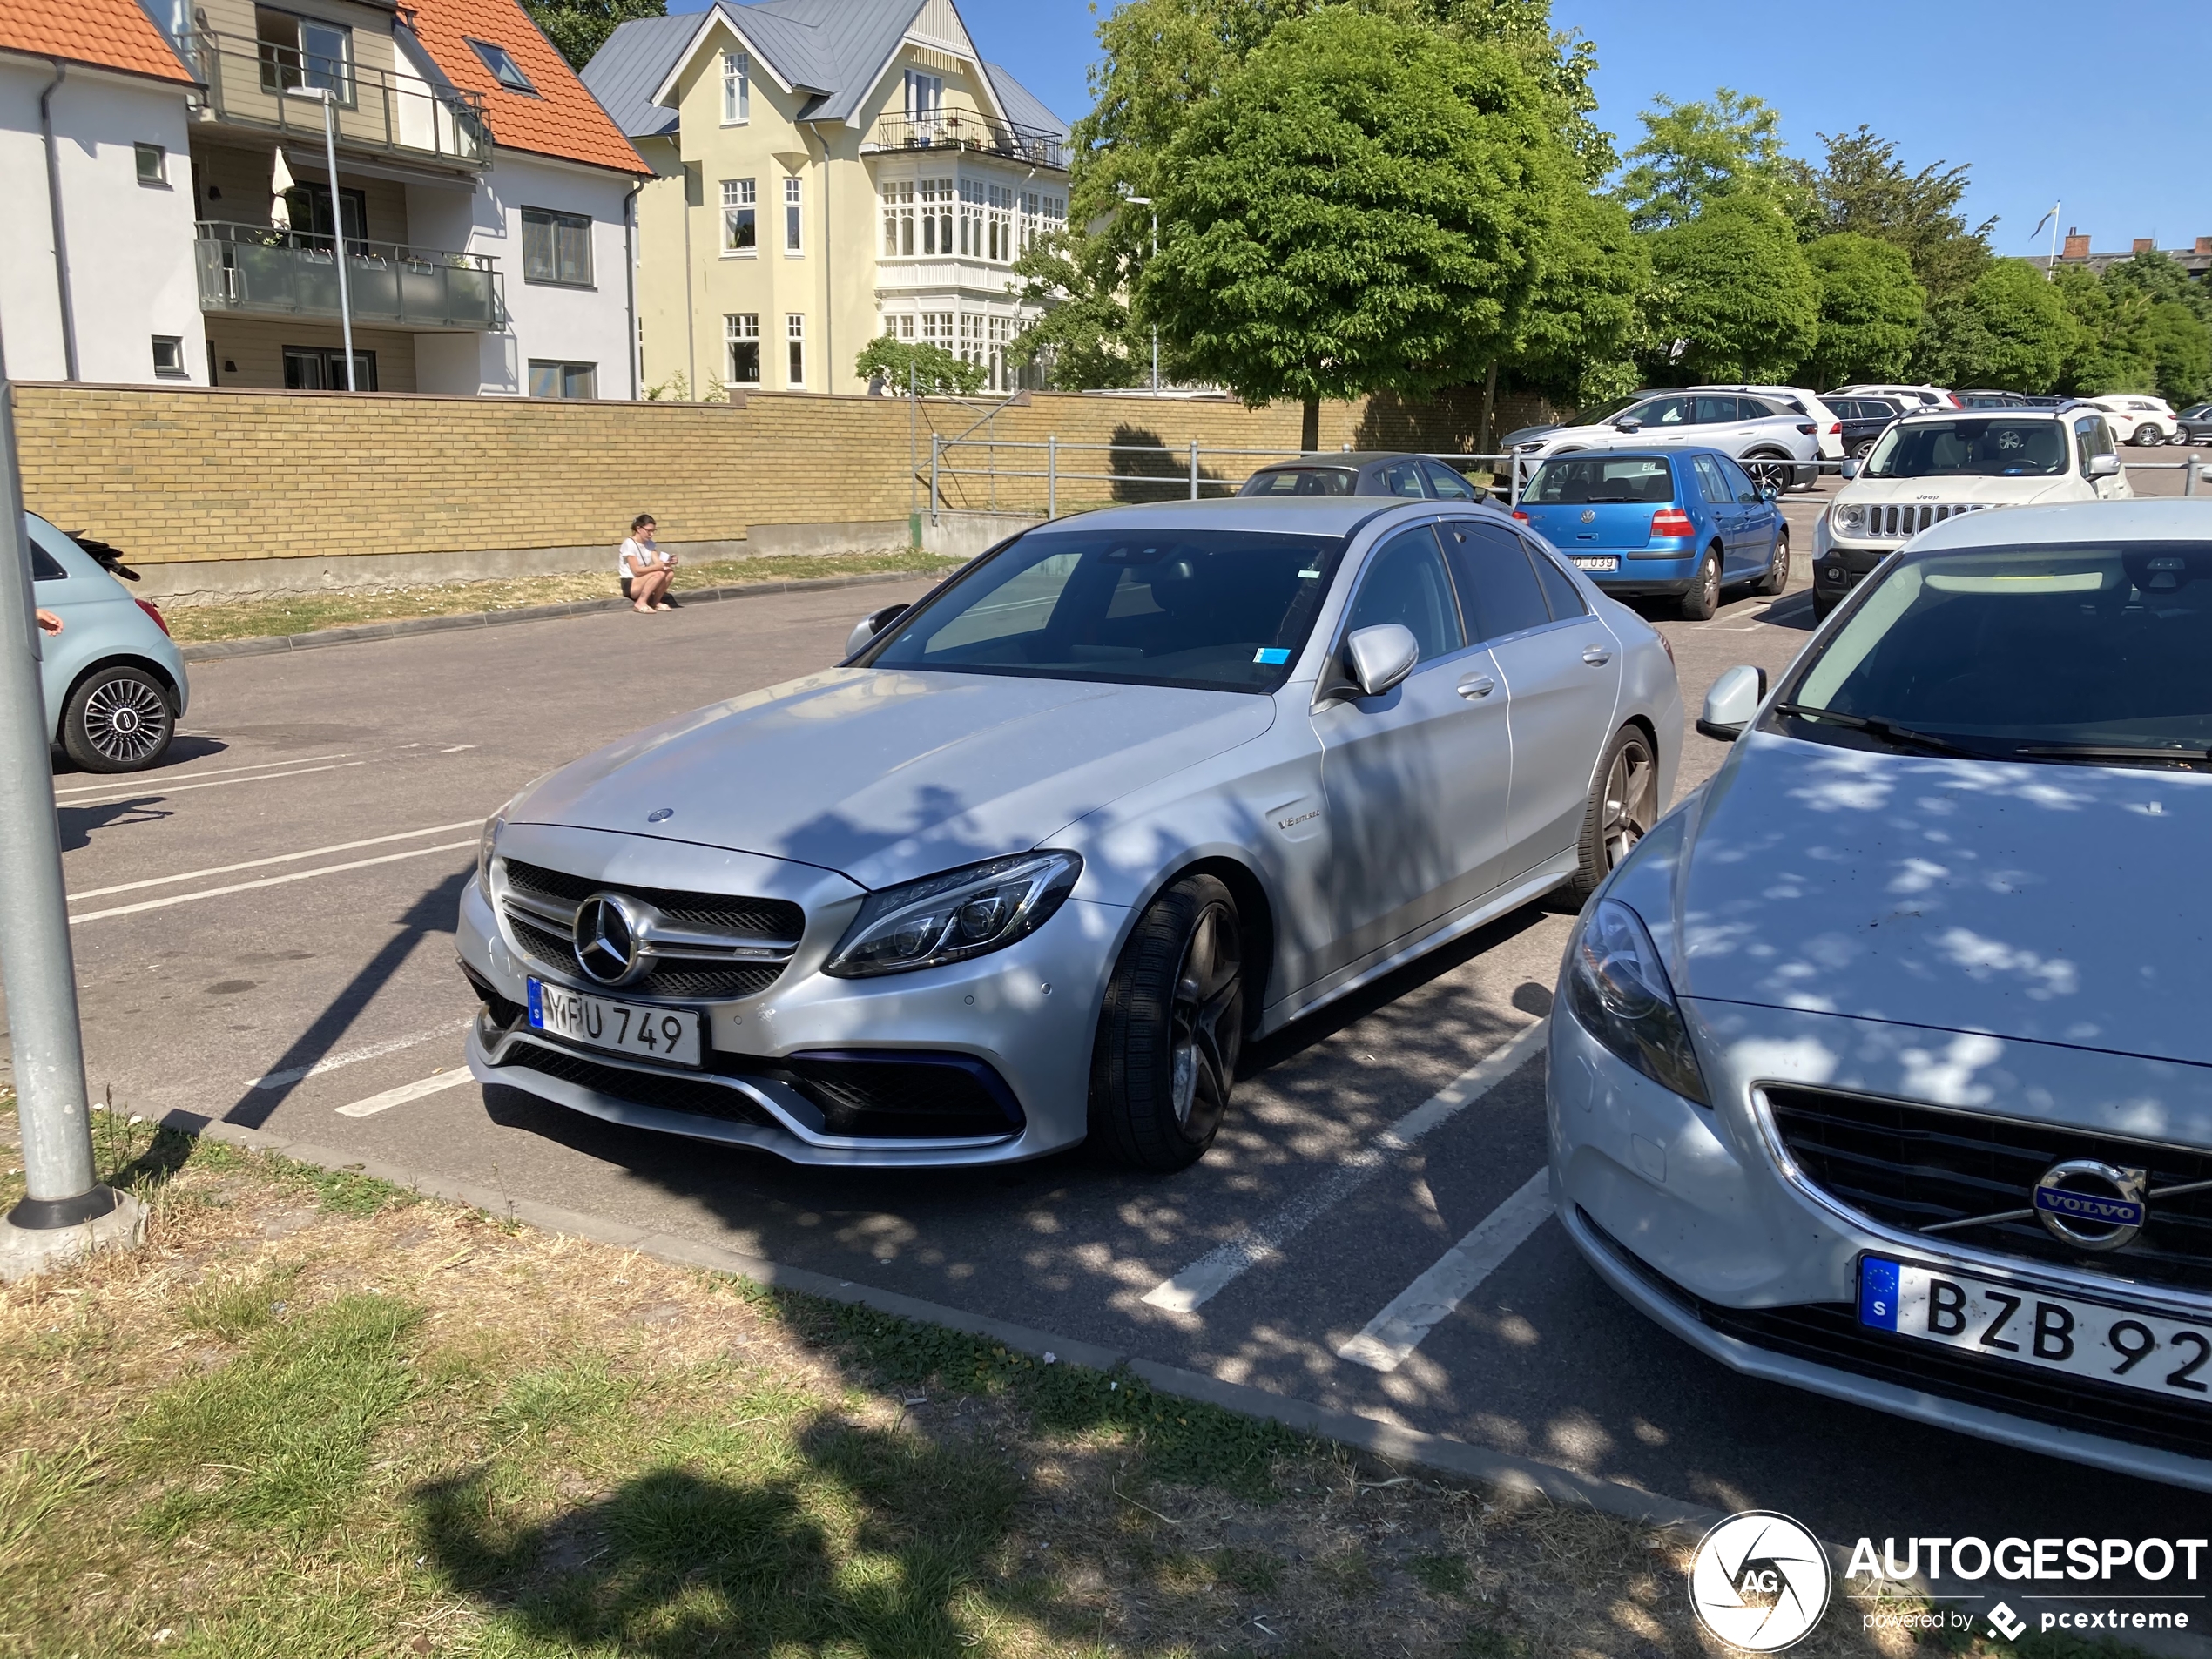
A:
[7,381,1554,567]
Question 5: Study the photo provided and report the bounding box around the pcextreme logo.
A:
[1689,1512,1833,1652]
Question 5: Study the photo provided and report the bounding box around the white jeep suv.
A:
[1811,403,2130,618]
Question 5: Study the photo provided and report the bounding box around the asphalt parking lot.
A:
[17,471,2209,1592]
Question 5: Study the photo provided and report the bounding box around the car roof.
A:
[1249,452,1433,469]
[1909,499,2212,554]
[1894,402,2068,421]
[1028,496,1506,539]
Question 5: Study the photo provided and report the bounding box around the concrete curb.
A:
[177,567,937,663]
[159,1105,1722,1534]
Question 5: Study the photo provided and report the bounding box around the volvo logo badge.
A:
[2033,1159,2148,1251]
[573,892,649,986]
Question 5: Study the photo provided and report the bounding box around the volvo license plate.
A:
[527,978,702,1068]
[1859,1256,2212,1403]
[1570,556,1619,572]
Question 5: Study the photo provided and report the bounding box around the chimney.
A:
[2062,229,2090,260]
[2197,236,2212,255]
[2133,238,2156,253]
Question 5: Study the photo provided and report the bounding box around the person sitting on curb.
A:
[618,515,678,614]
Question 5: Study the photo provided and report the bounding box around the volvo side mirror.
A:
[845,603,909,659]
[1344,624,1420,698]
[1696,664,1768,742]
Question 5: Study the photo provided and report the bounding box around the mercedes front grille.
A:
[496,857,803,1001]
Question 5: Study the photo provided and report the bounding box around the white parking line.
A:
[52,752,354,797]
[57,761,364,808]
[67,840,477,925]
[251,1020,475,1091]
[1336,1170,1554,1372]
[71,820,481,901]
[1140,1020,1549,1313]
[334,1069,475,1118]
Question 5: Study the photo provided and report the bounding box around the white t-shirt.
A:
[618,536,663,575]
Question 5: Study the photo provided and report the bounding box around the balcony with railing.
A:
[867,111,1067,172]
[194,222,503,332]
[180,29,492,171]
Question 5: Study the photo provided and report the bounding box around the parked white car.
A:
[1828,382,1960,412]
[2086,395,2182,446]
[1692,384,1847,462]
[1512,391,1822,495]
[1811,402,2129,617]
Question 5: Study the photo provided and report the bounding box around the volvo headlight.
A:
[1565,899,1709,1105]
[1830,502,1867,537]
[824,851,1082,979]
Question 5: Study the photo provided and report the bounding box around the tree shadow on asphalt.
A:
[220,869,470,1130]
[57,796,172,852]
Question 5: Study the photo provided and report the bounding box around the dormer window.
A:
[905,70,942,123]
[723,51,749,123]
[468,38,536,94]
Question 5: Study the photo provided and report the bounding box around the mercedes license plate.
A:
[527,978,702,1068]
[1859,1256,2212,1403]
[1570,556,1619,572]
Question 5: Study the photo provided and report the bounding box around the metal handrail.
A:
[182,27,493,169]
[196,219,497,271]
[869,111,1067,171]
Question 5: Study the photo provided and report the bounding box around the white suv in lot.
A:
[1811,403,2130,617]
[1512,390,1822,493]
[2087,395,2182,446]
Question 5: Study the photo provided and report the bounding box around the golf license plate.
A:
[527,978,702,1068]
[1570,556,1619,572]
[1859,1256,2212,1404]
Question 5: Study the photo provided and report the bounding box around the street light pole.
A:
[0,323,135,1274]
[287,85,355,390]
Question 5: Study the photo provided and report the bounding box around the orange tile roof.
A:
[405,0,647,176]
[0,0,197,84]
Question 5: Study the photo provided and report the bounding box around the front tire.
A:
[1564,725,1660,905]
[1678,549,1721,620]
[61,664,174,772]
[1755,528,1791,597]
[1744,455,1791,496]
[1089,874,1244,1171]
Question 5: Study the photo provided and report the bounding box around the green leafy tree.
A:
[2051,266,2156,395]
[1137,9,1569,447]
[524,0,663,72]
[1005,232,1146,390]
[2101,249,2212,328]
[1799,233,1925,387]
[2146,300,2212,405]
[853,335,988,397]
[1808,125,1992,302]
[1503,192,1649,414]
[1916,260,2074,392]
[1642,197,1818,381]
[2098,252,2212,401]
[1611,89,1813,234]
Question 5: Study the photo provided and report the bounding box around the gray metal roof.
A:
[582,0,1062,138]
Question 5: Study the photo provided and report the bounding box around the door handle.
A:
[1456,674,1495,699]
[1581,645,1612,667]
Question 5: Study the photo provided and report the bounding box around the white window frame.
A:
[722,51,749,124]
[786,312,806,387]
[151,334,187,378]
[725,312,761,386]
[783,176,804,255]
[135,143,168,185]
[721,177,756,256]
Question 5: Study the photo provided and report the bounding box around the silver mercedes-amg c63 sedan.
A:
[457,496,1683,1170]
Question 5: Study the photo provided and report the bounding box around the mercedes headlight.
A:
[824,851,1082,979]
[1830,502,1867,537]
[477,810,505,892]
[1566,899,1709,1105]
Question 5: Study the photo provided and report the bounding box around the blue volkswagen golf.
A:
[1511,448,1788,619]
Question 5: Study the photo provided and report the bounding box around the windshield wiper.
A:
[2013,742,2212,769]
[1771,702,2000,760]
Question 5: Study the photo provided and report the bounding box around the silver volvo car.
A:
[459,496,1682,1170]
[1552,500,2212,1487]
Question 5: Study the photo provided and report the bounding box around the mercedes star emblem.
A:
[573,891,649,986]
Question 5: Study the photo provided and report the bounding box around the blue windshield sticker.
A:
[1253,647,1292,665]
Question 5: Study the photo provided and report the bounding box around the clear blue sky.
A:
[699,0,2212,257]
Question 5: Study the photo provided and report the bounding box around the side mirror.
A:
[1696,664,1768,742]
[2087,453,2122,479]
[1612,417,1643,435]
[1839,458,1860,480]
[1343,624,1420,698]
[845,603,908,659]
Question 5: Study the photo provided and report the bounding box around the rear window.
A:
[1524,455,1674,505]
[1241,467,1354,497]
[25,516,75,583]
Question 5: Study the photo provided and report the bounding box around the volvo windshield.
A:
[1863,418,2068,478]
[862,529,1347,693]
[1777,542,2212,765]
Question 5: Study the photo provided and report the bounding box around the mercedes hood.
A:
[1669,731,2212,1066]
[509,668,1277,892]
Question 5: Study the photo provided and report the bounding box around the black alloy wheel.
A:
[61,664,174,772]
[1744,456,1791,496]
[1089,873,1244,1170]
[1679,550,1722,620]
[1851,437,1877,459]
[1565,725,1660,903]
[1756,528,1791,597]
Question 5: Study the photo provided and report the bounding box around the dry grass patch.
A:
[0,1106,2152,1658]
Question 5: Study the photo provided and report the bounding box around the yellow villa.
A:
[583,0,1068,400]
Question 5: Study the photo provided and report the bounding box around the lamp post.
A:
[285,84,355,391]
[1123,194,1158,394]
